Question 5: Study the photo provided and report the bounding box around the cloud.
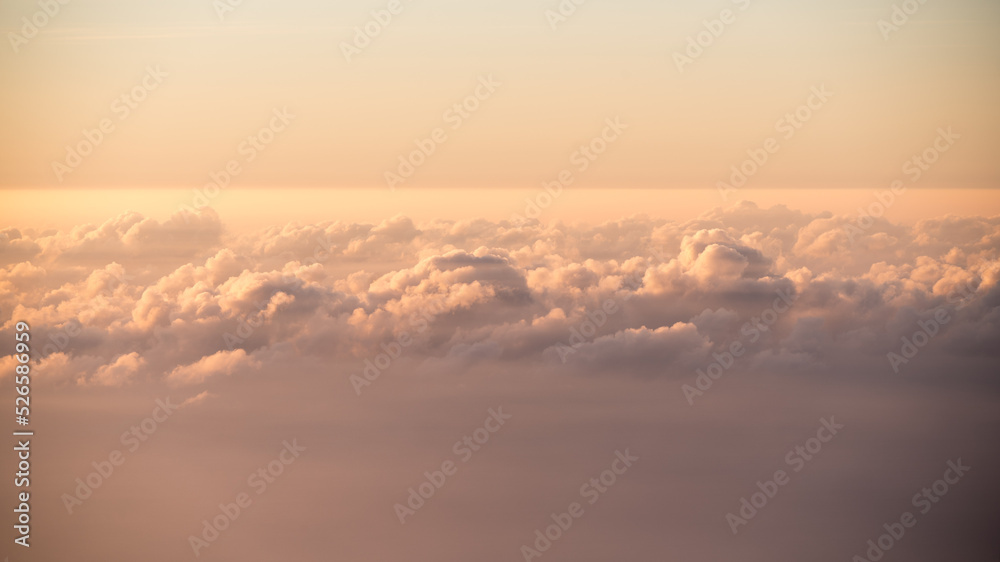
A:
[165,349,262,386]
[545,322,710,376]
[87,352,145,387]
[1,203,996,387]
[0,228,42,266]
[180,391,216,408]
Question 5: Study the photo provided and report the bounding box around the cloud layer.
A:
[2,201,998,389]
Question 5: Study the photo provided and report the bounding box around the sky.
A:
[1,1,999,562]
[1,0,999,190]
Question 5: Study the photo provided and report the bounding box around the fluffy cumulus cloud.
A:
[1,201,998,388]
[166,349,261,386]
[89,351,146,386]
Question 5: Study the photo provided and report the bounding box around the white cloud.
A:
[1,204,996,386]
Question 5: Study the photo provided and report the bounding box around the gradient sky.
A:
[2,2,1000,562]
[2,0,999,189]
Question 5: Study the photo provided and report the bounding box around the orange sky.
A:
[2,0,998,190]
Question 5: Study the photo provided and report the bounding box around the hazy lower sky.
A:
[2,0,998,189]
[3,202,1000,561]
